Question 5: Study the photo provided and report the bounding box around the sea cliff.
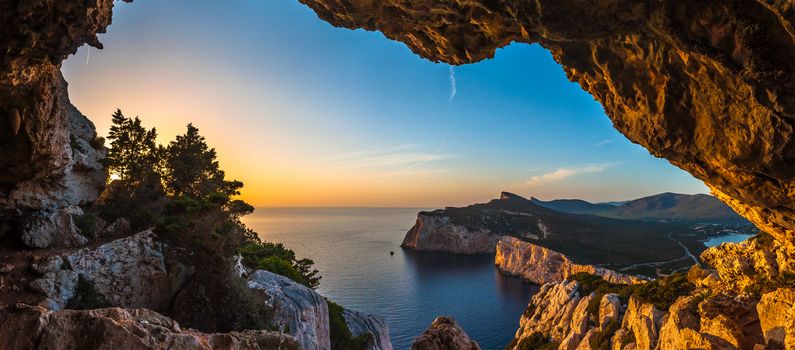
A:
[495,236,643,285]
[401,212,499,254]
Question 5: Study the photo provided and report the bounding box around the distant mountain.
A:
[531,192,748,224]
[529,197,615,215]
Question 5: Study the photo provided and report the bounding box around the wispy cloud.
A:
[525,162,619,186]
[592,139,614,147]
[312,144,458,171]
[448,65,457,106]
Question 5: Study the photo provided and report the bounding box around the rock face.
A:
[343,308,393,350]
[30,230,174,311]
[401,212,499,254]
[21,205,88,249]
[247,270,331,350]
[495,236,643,285]
[297,0,794,247]
[0,304,300,350]
[410,316,480,350]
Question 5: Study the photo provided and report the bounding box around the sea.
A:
[241,207,754,350]
[242,207,537,350]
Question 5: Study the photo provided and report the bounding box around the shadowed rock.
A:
[411,316,480,350]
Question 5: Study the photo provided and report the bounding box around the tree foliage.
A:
[105,109,159,181]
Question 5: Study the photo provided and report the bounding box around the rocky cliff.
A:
[401,212,500,254]
[495,236,642,285]
[343,308,393,350]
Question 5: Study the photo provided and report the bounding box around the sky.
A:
[61,0,709,208]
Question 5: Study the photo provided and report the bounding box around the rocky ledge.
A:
[0,304,300,350]
[495,236,643,285]
[401,212,500,254]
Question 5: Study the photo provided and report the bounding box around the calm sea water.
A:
[242,208,537,350]
[703,233,753,247]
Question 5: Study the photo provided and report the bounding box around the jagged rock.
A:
[247,270,330,350]
[29,230,172,310]
[410,316,480,350]
[297,0,794,247]
[599,293,621,331]
[575,329,598,350]
[343,308,393,350]
[31,255,64,275]
[559,294,593,350]
[496,236,642,285]
[401,213,499,254]
[512,280,581,344]
[20,206,88,248]
[0,304,300,350]
[657,295,735,350]
[757,288,795,348]
[701,235,795,294]
[621,296,665,350]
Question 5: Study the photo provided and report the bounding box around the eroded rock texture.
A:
[297,0,794,244]
[0,304,300,350]
[0,1,113,221]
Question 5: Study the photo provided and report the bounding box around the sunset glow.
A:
[61,0,709,208]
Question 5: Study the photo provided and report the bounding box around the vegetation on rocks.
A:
[88,110,320,332]
[505,332,559,350]
[66,275,110,310]
[327,300,374,350]
[569,271,695,316]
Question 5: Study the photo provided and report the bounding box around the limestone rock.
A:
[496,236,642,285]
[410,316,480,350]
[343,308,393,350]
[599,293,621,331]
[30,230,172,310]
[101,217,131,238]
[247,270,330,350]
[757,288,795,348]
[701,235,795,294]
[559,294,593,350]
[21,206,88,249]
[401,212,499,254]
[512,280,581,343]
[621,296,665,350]
[0,304,300,350]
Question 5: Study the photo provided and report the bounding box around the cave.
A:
[0,0,793,348]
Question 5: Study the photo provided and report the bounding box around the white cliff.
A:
[496,236,643,285]
[401,212,500,254]
[343,308,393,350]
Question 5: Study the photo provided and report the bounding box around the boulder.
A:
[21,206,88,249]
[247,270,330,350]
[599,293,622,331]
[410,316,480,350]
[621,296,665,350]
[29,230,172,310]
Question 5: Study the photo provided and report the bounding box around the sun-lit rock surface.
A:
[495,236,643,285]
[410,316,480,350]
[0,304,300,350]
[296,0,794,246]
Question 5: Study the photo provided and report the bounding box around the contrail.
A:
[85,47,91,65]
[447,65,457,106]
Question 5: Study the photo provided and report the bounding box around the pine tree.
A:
[105,109,159,181]
[162,123,242,200]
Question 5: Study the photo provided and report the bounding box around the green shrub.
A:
[632,272,694,310]
[239,242,320,289]
[66,275,110,310]
[74,213,100,239]
[328,300,373,350]
[567,273,636,318]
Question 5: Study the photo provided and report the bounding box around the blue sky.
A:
[61,0,708,207]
